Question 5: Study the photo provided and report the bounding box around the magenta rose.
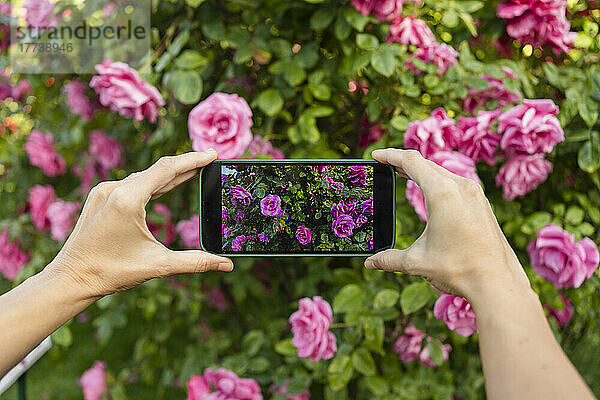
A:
[387,16,435,46]
[23,0,57,28]
[434,293,477,337]
[47,199,80,242]
[24,130,67,177]
[289,296,337,362]
[332,214,356,238]
[28,184,56,231]
[271,379,310,400]
[89,130,123,171]
[295,225,312,245]
[359,120,385,148]
[419,338,452,367]
[498,99,564,155]
[63,80,97,121]
[348,165,368,187]
[403,108,460,157]
[527,224,599,289]
[405,180,427,221]
[0,3,10,52]
[457,109,502,165]
[462,67,521,115]
[90,59,165,123]
[258,232,269,242]
[78,361,107,400]
[0,71,32,102]
[222,224,232,238]
[367,236,373,251]
[186,375,210,400]
[407,42,458,76]
[331,201,356,219]
[232,235,247,251]
[0,229,29,281]
[230,185,253,206]
[207,288,229,311]
[545,293,574,327]
[204,368,262,400]
[147,204,176,245]
[248,135,284,159]
[176,215,200,249]
[188,92,253,158]
[495,154,552,200]
[260,194,282,216]
[392,323,425,362]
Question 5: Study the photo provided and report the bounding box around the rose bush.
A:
[1,0,600,398]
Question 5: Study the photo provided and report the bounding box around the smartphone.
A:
[199,159,395,256]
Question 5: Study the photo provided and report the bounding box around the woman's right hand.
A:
[364,148,532,302]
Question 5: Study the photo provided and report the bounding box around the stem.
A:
[138,16,183,74]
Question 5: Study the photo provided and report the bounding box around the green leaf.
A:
[298,115,320,143]
[333,284,365,313]
[275,338,297,356]
[344,8,369,32]
[174,50,208,70]
[167,70,202,104]
[310,8,335,31]
[365,376,390,395]
[304,106,334,118]
[578,99,598,128]
[400,281,432,314]
[285,61,307,86]
[459,12,477,36]
[52,325,73,347]
[427,341,444,366]
[565,205,585,225]
[362,316,384,354]
[335,15,352,40]
[373,289,400,310]
[578,132,600,173]
[168,31,190,56]
[390,115,409,131]
[328,356,353,390]
[287,371,311,394]
[352,348,376,376]
[442,9,459,28]
[185,0,205,7]
[468,78,491,90]
[256,88,284,116]
[356,33,379,50]
[371,45,397,77]
[242,330,265,356]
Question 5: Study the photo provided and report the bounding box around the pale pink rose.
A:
[352,0,404,21]
[188,93,253,158]
[289,296,337,362]
[147,204,176,245]
[89,130,123,170]
[271,379,310,400]
[74,158,105,195]
[527,224,599,289]
[348,79,369,94]
[497,0,577,54]
[434,293,477,337]
[78,361,107,400]
[176,215,200,249]
[462,67,521,115]
[63,80,96,121]
[545,293,574,326]
[47,200,80,241]
[407,42,458,75]
[387,16,435,46]
[186,375,211,400]
[0,229,29,281]
[90,59,165,123]
[406,151,480,221]
[0,2,10,15]
[498,99,564,155]
[392,323,425,362]
[495,154,552,200]
[457,109,502,165]
[403,108,460,157]
[28,184,56,231]
[248,135,284,159]
[23,0,57,28]
[418,338,451,367]
[202,368,263,400]
[24,130,67,177]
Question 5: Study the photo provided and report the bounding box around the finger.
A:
[364,248,412,273]
[150,169,199,200]
[131,150,218,200]
[159,249,234,275]
[372,148,457,196]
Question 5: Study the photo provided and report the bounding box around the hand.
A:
[365,148,531,301]
[45,150,233,300]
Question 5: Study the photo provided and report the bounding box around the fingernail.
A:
[206,148,216,153]
[218,262,233,272]
[364,259,375,269]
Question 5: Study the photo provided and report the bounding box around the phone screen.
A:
[200,160,395,255]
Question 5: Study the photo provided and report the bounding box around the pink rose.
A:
[456,109,502,165]
[0,72,32,102]
[498,99,564,155]
[392,323,425,362]
[359,119,385,148]
[527,224,599,289]
[28,184,56,231]
[47,200,80,241]
[63,80,97,121]
[232,235,247,251]
[497,0,577,54]
[495,153,552,200]
[407,42,458,76]
[387,16,435,46]
[186,375,211,400]
[176,215,200,249]
[0,229,29,281]
[90,59,165,123]
[462,67,521,115]
[406,152,480,221]
[203,368,263,400]
[147,204,176,245]
[248,135,284,159]
[24,130,67,177]
[295,225,312,245]
[271,379,310,400]
[404,108,460,157]
[332,214,356,238]
[289,296,337,362]
[23,0,57,28]
[207,287,229,311]
[545,293,574,326]
[89,130,123,171]
[78,361,107,400]
[434,293,477,337]
[188,92,253,158]
[260,194,282,217]
[418,338,452,367]
[352,0,404,21]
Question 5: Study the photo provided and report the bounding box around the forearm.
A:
[469,276,595,400]
[0,267,94,377]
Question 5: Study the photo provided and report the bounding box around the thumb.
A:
[364,248,412,273]
[159,249,234,276]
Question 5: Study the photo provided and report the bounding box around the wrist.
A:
[42,260,103,305]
